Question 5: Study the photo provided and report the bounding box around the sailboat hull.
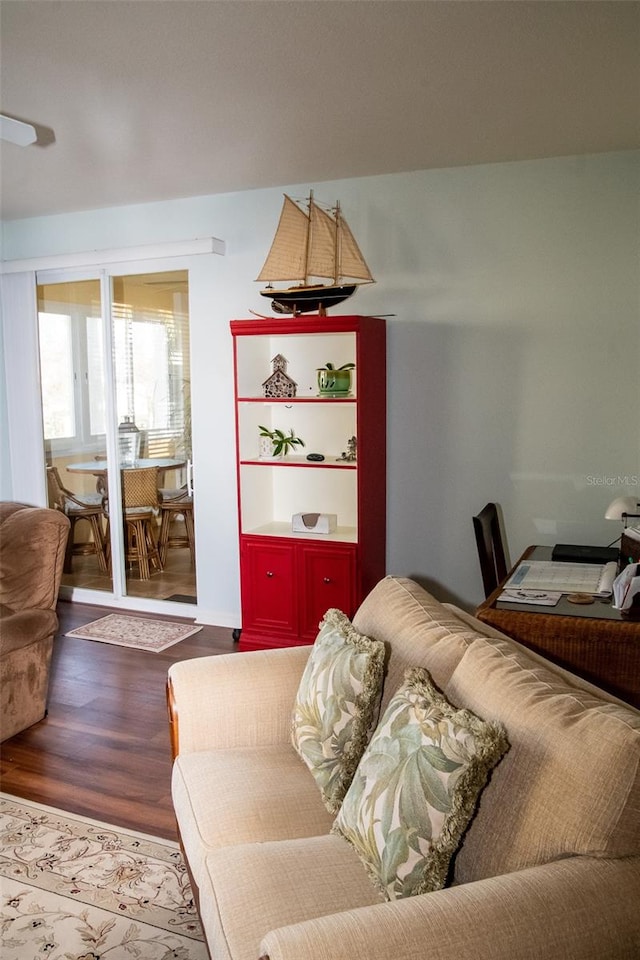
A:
[260,283,358,315]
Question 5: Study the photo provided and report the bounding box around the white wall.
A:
[2,150,639,613]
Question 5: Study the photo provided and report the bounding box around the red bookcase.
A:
[230,314,386,651]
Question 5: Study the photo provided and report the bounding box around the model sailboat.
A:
[256,192,374,315]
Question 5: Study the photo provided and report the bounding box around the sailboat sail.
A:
[308,200,337,280]
[339,215,374,282]
[256,196,308,282]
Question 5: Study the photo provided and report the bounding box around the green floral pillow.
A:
[292,608,385,814]
[333,667,509,899]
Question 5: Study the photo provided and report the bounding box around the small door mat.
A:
[66,614,202,652]
[166,594,197,603]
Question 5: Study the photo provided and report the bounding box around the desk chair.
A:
[46,466,108,574]
[473,502,508,598]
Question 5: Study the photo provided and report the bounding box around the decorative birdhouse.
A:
[262,354,297,399]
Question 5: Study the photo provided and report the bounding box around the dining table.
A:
[67,457,186,474]
[67,458,187,493]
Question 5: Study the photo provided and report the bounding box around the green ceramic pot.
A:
[317,368,352,396]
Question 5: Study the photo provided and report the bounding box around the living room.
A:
[1,4,639,958]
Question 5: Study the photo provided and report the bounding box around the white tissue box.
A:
[292,512,337,534]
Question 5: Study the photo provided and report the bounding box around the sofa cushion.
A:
[171,745,335,890]
[198,834,383,960]
[0,504,68,612]
[445,636,640,884]
[352,577,482,714]
[291,608,385,813]
[333,667,509,900]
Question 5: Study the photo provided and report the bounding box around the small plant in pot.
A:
[258,426,305,459]
[317,362,355,397]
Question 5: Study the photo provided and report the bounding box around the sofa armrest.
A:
[260,856,640,960]
[0,608,59,656]
[167,645,312,757]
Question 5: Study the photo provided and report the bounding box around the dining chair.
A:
[46,466,108,574]
[158,485,195,567]
[121,466,163,579]
[473,502,508,599]
[104,466,163,580]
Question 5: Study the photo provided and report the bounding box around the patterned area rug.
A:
[65,614,203,652]
[0,794,207,960]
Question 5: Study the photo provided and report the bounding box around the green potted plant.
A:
[258,426,305,459]
[316,362,355,397]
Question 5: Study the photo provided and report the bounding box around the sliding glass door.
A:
[38,278,112,591]
[37,268,196,605]
[111,271,193,599]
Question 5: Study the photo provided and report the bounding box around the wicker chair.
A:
[158,485,195,566]
[116,466,163,580]
[46,465,108,574]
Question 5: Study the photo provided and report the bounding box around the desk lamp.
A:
[605,497,640,531]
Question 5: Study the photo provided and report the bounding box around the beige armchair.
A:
[0,502,70,741]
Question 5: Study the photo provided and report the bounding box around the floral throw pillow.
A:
[333,667,509,899]
[291,608,385,814]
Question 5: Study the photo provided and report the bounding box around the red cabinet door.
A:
[299,543,356,640]
[240,538,297,640]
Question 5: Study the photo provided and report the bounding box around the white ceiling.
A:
[1,0,639,222]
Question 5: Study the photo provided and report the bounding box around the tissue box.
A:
[292,512,337,534]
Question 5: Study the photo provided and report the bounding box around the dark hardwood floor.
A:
[0,600,237,840]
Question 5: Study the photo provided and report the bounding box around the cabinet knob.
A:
[266,571,274,578]
[323,577,332,584]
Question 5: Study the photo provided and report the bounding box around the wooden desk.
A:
[476,546,640,708]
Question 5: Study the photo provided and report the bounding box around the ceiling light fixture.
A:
[0,114,37,146]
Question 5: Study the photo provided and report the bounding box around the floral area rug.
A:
[65,614,202,652]
[0,793,207,960]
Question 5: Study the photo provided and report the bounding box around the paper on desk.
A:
[612,563,640,611]
[499,589,562,606]
[504,560,617,596]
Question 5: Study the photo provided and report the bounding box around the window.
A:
[38,311,76,439]
[38,279,103,453]
[37,271,191,459]
[111,272,191,459]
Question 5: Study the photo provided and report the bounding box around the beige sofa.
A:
[0,501,70,741]
[168,576,640,960]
